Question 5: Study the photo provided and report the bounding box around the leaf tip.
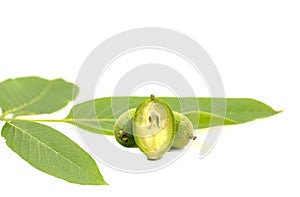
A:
[94,178,109,186]
[275,109,284,114]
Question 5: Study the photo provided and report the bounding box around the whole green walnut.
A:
[113,108,136,147]
[172,111,195,149]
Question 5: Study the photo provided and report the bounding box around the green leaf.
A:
[0,77,78,116]
[183,111,238,129]
[1,120,107,185]
[66,97,280,133]
[66,97,145,135]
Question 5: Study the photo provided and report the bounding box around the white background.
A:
[0,0,299,196]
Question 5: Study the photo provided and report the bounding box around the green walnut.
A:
[172,112,195,148]
[114,108,136,147]
[133,95,175,160]
[114,108,195,150]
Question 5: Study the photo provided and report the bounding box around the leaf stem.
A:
[0,117,73,123]
[0,117,115,124]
